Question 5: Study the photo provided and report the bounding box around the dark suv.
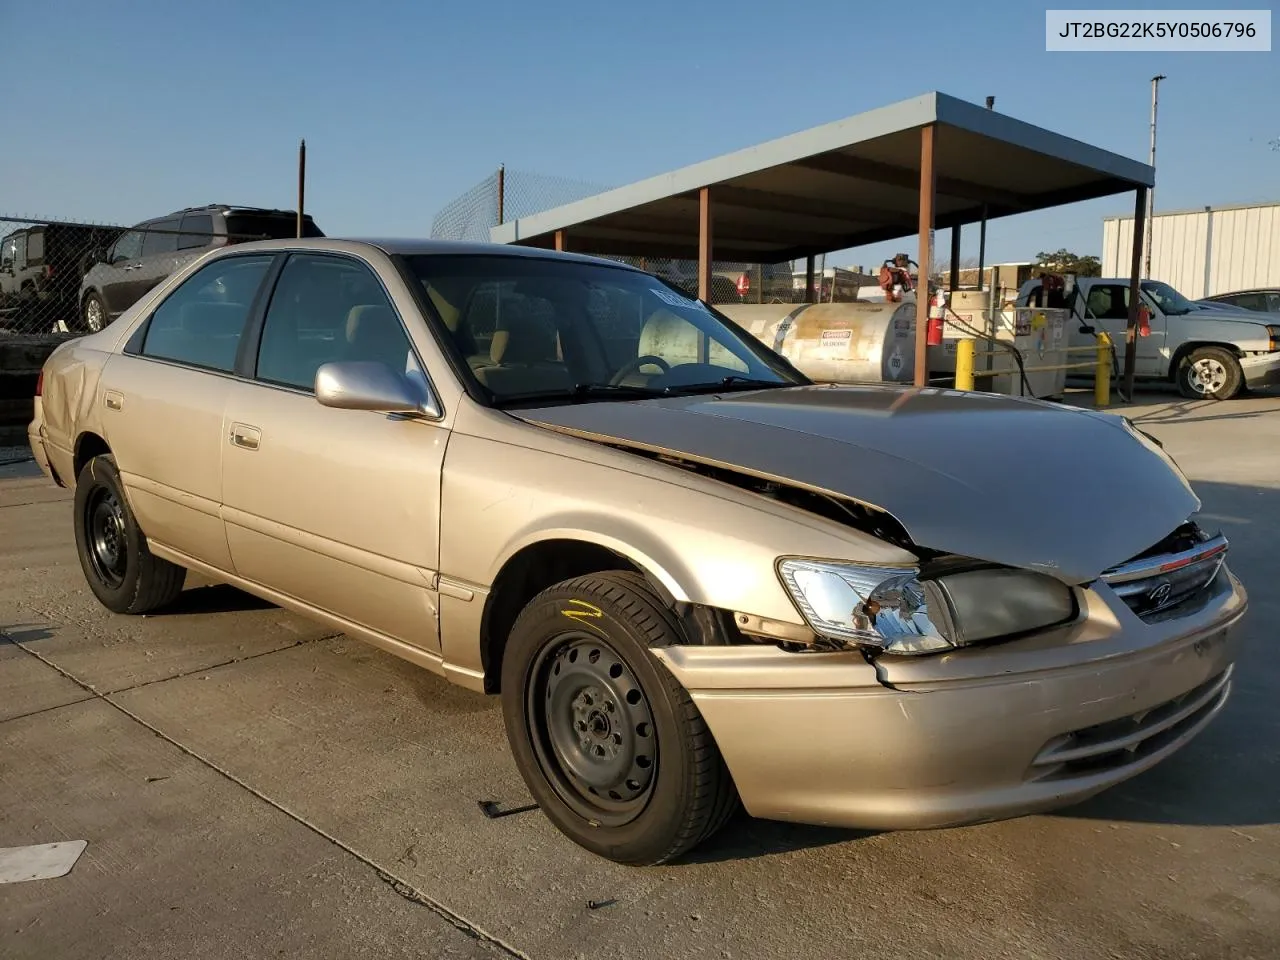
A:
[1,223,125,327]
[77,204,323,331]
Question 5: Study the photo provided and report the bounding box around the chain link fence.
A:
[430,168,806,305]
[1,213,314,337]
[1,216,127,336]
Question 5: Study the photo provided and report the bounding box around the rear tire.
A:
[73,454,186,614]
[1177,346,1243,400]
[501,571,738,865]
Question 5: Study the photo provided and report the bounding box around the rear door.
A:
[100,253,277,571]
[134,217,183,302]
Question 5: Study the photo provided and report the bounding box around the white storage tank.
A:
[718,302,917,385]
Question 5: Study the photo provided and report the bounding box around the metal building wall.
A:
[1102,201,1280,298]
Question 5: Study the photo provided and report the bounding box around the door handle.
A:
[103,390,124,411]
[229,423,261,451]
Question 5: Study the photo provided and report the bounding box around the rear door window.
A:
[141,218,181,257]
[178,213,215,251]
[140,255,274,373]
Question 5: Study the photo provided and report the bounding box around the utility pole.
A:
[1144,75,1166,278]
[296,139,306,238]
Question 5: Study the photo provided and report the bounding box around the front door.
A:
[98,227,146,316]
[219,251,446,651]
[100,253,277,571]
[1081,282,1166,376]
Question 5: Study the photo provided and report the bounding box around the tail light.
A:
[43,264,54,280]
[736,273,750,296]
[35,370,43,397]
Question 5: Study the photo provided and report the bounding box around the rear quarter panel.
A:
[40,337,110,482]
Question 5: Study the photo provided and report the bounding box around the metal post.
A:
[914,124,937,388]
[1145,75,1165,278]
[949,225,961,292]
[554,230,566,252]
[975,96,994,292]
[805,254,815,303]
[697,187,713,303]
[1124,186,1149,399]
[497,164,505,226]
[296,139,306,239]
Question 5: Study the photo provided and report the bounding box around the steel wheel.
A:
[527,632,658,827]
[84,485,128,589]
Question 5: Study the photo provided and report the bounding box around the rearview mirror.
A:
[314,361,441,418]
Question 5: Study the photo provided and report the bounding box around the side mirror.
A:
[314,361,441,418]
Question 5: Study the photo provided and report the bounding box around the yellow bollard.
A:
[955,338,975,391]
[1095,332,1112,408]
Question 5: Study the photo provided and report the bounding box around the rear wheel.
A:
[1177,346,1243,400]
[73,454,186,614]
[501,572,738,865]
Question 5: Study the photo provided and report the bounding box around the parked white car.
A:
[1018,277,1280,400]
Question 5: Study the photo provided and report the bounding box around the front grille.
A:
[1029,667,1231,781]
[1100,524,1228,622]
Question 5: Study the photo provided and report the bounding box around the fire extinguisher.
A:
[1137,303,1152,338]
[926,289,947,346]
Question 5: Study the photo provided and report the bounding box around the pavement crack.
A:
[0,695,97,725]
[11,639,530,960]
[101,632,345,696]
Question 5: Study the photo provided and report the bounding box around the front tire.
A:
[501,572,738,865]
[1177,346,1243,400]
[81,292,107,333]
[73,454,186,614]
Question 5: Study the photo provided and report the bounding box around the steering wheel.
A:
[610,354,671,385]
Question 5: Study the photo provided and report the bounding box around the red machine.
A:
[878,254,917,303]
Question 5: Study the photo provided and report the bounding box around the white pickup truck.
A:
[1017,276,1280,400]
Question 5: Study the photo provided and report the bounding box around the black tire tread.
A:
[75,454,186,614]
[508,570,739,865]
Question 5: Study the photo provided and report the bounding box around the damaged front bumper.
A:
[1241,351,1280,390]
[652,569,1246,831]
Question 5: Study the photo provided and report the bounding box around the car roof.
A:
[202,236,645,270]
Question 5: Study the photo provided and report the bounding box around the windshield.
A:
[402,254,806,405]
[1140,280,1195,316]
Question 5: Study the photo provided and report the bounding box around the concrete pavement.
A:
[3,391,1279,960]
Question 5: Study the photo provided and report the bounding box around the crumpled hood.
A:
[515,384,1200,584]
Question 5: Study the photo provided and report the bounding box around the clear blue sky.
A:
[5,0,1277,269]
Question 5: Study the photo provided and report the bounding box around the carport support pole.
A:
[554,230,566,252]
[805,255,816,302]
[698,187,713,303]
[914,124,937,388]
[1123,186,1148,400]
[949,225,961,292]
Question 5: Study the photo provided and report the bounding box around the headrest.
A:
[638,309,698,366]
[490,311,559,364]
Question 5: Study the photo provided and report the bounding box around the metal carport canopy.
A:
[489,91,1154,263]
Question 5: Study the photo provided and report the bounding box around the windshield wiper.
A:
[493,383,669,407]
[668,375,786,395]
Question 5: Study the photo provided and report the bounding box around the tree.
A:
[1034,249,1102,277]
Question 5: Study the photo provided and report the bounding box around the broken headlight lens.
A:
[777,560,1076,655]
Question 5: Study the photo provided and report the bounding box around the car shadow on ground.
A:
[680,810,878,864]
[149,582,276,616]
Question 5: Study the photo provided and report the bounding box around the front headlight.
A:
[777,559,1076,655]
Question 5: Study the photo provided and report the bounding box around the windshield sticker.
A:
[652,286,708,311]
